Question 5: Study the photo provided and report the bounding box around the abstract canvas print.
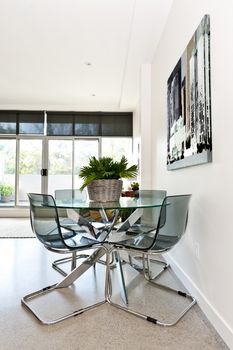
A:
[167,15,211,170]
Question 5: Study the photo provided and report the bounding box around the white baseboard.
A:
[165,253,233,349]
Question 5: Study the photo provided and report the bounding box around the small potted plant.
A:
[0,184,14,202]
[79,156,138,202]
[131,181,139,197]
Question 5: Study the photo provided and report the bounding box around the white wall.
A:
[139,64,152,189]
[148,0,233,347]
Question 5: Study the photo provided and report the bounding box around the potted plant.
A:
[131,181,139,191]
[131,181,139,197]
[79,156,138,202]
[0,184,14,202]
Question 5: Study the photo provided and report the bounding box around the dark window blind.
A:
[101,112,132,136]
[0,110,44,135]
[18,111,44,134]
[47,111,132,137]
[74,113,101,136]
[0,110,133,137]
[47,112,74,136]
[0,111,17,134]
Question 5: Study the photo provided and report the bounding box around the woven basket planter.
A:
[87,179,123,202]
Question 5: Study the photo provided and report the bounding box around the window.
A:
[18,139,43,205]
[0,139,16,206]
[48,140,73,195]
[74,139,99,188]
[102,137,133,189]
[0,110,134,207]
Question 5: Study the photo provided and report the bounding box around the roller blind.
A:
[0,110,44,135]
[74,113,101,136]
[18,111,44,134]
[101,112,132,136]
[0,110,133,136]
[47,111,132,136]
[47,112,74,136]
[0,111,17,134]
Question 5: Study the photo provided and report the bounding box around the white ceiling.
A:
[0,0,173,110]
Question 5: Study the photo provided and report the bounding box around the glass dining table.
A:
[55,190,165,210]
[54,190,166,306]
[55,190,166,238]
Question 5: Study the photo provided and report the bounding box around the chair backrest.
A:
[54,189,87,202]
[138,190,167,227]
[150,194,191,251]
[27,193,66,249]
[117,194,191,252]
[138,190,167,199]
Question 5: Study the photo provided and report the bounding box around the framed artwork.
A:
[167,15,212,170]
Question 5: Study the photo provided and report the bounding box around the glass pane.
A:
[101,137,133,190]
[102,137,133,162]
[48,140,72,196]
[0,139,16,206]
[74,139,99,188]
[18,139,42,205]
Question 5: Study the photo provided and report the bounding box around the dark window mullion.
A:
[16,112,19,135]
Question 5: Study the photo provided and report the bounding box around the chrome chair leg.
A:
[126,253,169,281]
[22,246,108,325]
[142,254,169,280]
[96,251,116,269]
[114,250,128,305]
[107,248,196,327]
[52,252,90,276]
[105,246,112,300]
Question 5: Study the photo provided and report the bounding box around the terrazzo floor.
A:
[0,237,229,350]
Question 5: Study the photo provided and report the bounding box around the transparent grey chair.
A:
[54,188,87,229]
[107,194,196,326]
[53,189,94,275]
[116,190,167,270]
[120,190,166,234]
[22,193,106,324]
[55,189,117,272]
[55,188,106,233]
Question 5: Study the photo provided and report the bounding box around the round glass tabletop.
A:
[55,190,166,210]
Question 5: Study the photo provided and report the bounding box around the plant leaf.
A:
[79,155,138,189]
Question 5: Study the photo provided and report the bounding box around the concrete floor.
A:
[0,238,228,350]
